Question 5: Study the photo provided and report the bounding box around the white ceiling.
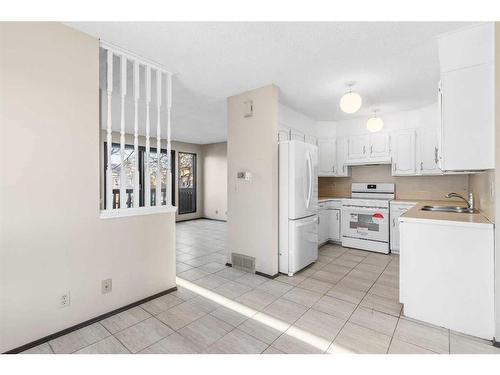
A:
[67,22,474,144]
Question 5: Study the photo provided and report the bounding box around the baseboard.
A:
[4,286,178,354]
[202,217,227,222]
[255,271,279,279]
[226,263,277,279]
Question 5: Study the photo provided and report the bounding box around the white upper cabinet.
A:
[439,63,494,171]
[392,130,416,176]
[438,23,494,73]
[347,135,369,161]
[416,127,442,175]
[318,138,336,176]
[336,137,350,177]
[369,133,391,159]
[437,23,495,171]
[347,133,391,164]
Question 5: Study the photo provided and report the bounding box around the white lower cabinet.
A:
[399,217,494,339]
[318,206,329,244]
[390,202,416,253]
[327,208,340,241]
[318,200,342,245]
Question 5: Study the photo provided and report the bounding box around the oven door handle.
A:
[343,207,389,213]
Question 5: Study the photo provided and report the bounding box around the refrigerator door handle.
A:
[305,151,313,209]
[296,215,318,227]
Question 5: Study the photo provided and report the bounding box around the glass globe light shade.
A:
[339,91,362,114]
[366,116,384,132]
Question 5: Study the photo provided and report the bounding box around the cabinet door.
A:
[440,63,494,170]
[327,209,340,241]
[348,135,369,161]
[318,209,329,244]
[336,137,350,176]
[390,210,402,252]
[318,139,336,176]
[438,23,494,73]
[369,133,391,158]
[392,130,416,176]
[417,127,442,175]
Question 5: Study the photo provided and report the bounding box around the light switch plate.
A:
[243,100,253,118]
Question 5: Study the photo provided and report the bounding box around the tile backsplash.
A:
[319,165,469,201]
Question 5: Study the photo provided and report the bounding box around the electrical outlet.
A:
[60,292,70,308]
[102,278,112,294]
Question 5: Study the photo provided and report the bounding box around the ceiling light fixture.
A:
[339,82,362,114]
[366,110,384,132]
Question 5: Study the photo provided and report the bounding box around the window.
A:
[104,142,175,209]
[178,152,197,214]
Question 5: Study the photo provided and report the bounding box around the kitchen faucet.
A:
[445,192,474,209]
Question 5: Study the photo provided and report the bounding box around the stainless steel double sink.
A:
[420,205,478,214]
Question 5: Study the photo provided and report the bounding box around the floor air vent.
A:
[231,253,256,273]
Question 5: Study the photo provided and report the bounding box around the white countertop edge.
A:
[399,216,493,228]
[100,205,177,219]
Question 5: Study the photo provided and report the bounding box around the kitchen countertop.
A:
[399,200,492,227]
[318,196,349,202]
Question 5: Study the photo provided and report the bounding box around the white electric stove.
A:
[341,183,395,254]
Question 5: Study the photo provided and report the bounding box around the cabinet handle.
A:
[332,165,335,173]
[363,145,366,154]
[370,145,373,154]
[393,218,396,227]
[434,147,439,164]
[336,211,339,220]
[420,161,423,171]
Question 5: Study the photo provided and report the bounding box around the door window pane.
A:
[110,144,136,208]
[148,150,169,206]
[178,152,196,214]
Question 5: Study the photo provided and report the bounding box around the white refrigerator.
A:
[279,140,318,276]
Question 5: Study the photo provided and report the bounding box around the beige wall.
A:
[100,131,204,221]
[494,22,500,341]
[0,23,176,352]
[202,142,227,221]
[227,85,279,276]
[319,165,469,201]
[469,170,495,222]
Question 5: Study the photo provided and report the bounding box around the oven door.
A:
[342,206,389,242]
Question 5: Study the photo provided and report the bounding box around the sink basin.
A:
[421,205,478,214]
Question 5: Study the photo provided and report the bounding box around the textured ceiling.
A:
[67,22,475,144]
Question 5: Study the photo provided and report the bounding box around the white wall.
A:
[227,85,280,276]
[0,23,176,352]
[334,103,439,137]
[202,142,228,221]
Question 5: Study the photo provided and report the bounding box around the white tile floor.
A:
[22,219,500,354]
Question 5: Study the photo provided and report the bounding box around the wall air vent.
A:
[231,253,256,273]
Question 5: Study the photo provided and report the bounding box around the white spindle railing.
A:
[106,50,113,210]
[156,70,162,206]
[133,61,140,208]
[145,66,151,207]
[166,73,173,207]
[119,55,127,208]
[99,40,173,215]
